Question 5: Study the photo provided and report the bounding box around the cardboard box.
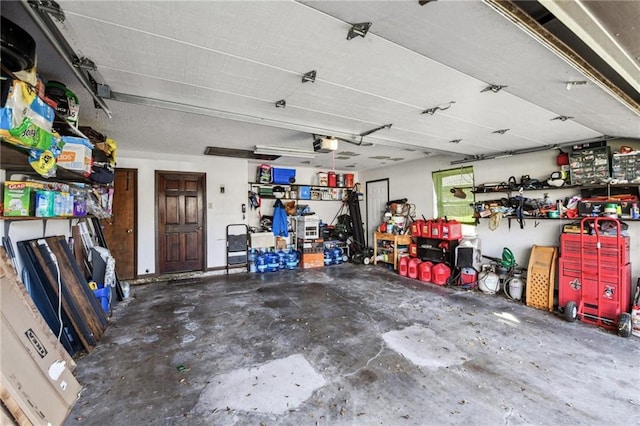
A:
[250,232,275,249]
[58,136,93,174]
[300,252,324,269]
[3,181,43,216]
[275,237,288,250]
[1,254,81,425]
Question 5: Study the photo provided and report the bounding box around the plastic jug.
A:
[418,261,433,282]
[399,256,410,276]
[408,258,422,279]
[432,263,451,286]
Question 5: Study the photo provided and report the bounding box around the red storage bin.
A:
[399,256,409,277]
[409,243,418,257]
[408,258,422,279]
[418,261,433,282]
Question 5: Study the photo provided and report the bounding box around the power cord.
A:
[38,240,63,341]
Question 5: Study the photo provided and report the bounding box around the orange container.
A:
[398,256,409,277]
[408,258,422,279]
[418,261,433,282]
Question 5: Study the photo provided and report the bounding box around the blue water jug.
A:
[266,251,279,272]
[248,248,257,273]
[332,246,344,265]
[285,250,298,270]
[256,250,267,273]
[277,248,286,270]
[324,248,333,266]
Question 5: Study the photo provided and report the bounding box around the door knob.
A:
[127,229,133,233]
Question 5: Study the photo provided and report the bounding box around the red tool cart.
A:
[558,217,634,337]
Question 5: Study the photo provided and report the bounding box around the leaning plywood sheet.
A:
[16,241,83,356]
[526,245,558,312]
[26,236,107,352]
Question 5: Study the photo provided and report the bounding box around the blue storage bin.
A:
[272,168,296,184]
[299,186,311,200]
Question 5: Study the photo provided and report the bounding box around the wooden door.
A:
[103,168,137,280]
[156,171,206,274]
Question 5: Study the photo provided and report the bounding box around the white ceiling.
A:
[3,0,639,171]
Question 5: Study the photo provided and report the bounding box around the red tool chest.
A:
[558,217,633,335]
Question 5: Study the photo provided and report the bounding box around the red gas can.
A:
[418,261,433,282]
[431,263,451,286]
[421,220,431,237]
[408,258,422,279]
[430,219,444,239]
[398,256,409,277]
[410,220,424,237]
[442,219,462,240]
[409,243,418,257]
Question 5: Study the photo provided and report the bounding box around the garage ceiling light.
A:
[254,145,316,159]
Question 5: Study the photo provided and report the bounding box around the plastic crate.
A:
[272,168,296,184]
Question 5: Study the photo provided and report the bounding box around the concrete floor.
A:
[64,264,639,425]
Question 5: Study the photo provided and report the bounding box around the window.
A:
[432,166,475,224]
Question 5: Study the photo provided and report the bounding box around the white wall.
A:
[360,143,640,280]
[117,150,248,274]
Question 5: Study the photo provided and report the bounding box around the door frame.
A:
[107,167,138,280]
[154,170,207,275]
[365,178,389,248]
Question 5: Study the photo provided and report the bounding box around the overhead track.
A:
[22,0,112,118]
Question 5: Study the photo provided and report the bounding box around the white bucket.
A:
[392,215,405,230]
[317,172,328,186]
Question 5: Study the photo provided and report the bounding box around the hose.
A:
[489,211,503,231]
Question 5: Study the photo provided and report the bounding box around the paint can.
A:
[336,174,345,187]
